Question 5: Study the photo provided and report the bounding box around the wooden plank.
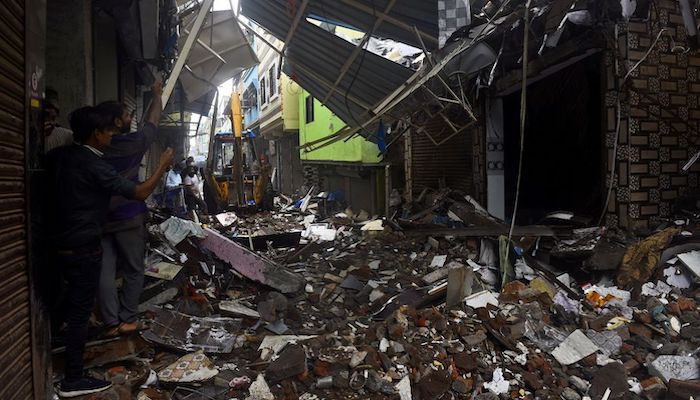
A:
[403,225,556,238]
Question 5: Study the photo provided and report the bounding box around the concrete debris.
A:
[200,227,304,293]
[648,355,700,383]
[143,308,240,353]
[144,262,183,281]
[257,335,316,361]
[265,344,307,383]
[53,190,700,400]
[157,351,218,383]
[464,290,499,308]
[395,376,412,400]
[678,250,700,278]
[215,211,238,227]
[246,375,274,400]
[218,300,261,318]
[551,329,600,365]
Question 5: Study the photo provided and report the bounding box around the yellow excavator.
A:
[204,92,269,212]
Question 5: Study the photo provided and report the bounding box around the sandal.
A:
[117,320,150,335]
[102,325,121,338]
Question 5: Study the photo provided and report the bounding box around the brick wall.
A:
[605,0,700,229]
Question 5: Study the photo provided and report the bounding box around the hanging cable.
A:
[597,27,666,225]
[507,0,532,241]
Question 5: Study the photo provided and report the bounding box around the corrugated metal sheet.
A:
[178,10,258,103]
[0,1,33,399]
[305,0,439,50]
[241,0,413,135]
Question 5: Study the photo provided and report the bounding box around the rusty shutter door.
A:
[412,127,474,194]
[0,1,33,399]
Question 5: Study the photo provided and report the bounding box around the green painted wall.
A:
[298,88,383,163]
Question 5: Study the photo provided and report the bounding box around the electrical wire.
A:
[507,0,531,241]
[597,27,666,225]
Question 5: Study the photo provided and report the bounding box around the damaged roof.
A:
[241,0,414,137]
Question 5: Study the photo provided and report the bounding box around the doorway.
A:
[503,55,604,224]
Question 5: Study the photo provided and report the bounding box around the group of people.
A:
[164,155,209,218]
[44,82,173,397]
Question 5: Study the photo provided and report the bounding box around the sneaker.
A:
[58,376,112,398]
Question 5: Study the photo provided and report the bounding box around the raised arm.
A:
[146,81,163,126]
[133,148,173,200]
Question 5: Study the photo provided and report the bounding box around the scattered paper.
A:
[159,217,206,246]
[551,329,599,365]
[641,281,673,297]
[302,224,337,242]
[484,367,509,394]
[360,219,384,231]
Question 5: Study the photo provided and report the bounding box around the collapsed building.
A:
[4,0,700,399]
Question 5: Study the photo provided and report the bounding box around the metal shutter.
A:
[411,121,476,195]
[0,0,33,399]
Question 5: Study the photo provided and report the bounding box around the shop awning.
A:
[176,9,258,103]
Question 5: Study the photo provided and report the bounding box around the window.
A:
[243,83,258,110]
[268,65,278,97]
[260,77,267,104]
[305,95,314,123]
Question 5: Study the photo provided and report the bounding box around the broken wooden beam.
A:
[403,225,556,238]
[200,228,304,293]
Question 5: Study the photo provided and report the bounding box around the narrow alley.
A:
[3,0,700,399]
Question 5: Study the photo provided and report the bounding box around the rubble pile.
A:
[53,195,700,400]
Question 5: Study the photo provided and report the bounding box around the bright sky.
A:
[212,0,238,11]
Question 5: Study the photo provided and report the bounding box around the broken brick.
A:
[678,297,697,312]
[265,344,307,383]
[629,323,653,339]
[522,371,543,390]
[453,352,478,372]
[640,376,667,400]
[668,379,700,399]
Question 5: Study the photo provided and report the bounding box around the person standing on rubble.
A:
[95,81,164,338]
[184,165,209,217]
[45,106,173,397]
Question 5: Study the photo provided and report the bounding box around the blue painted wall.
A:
[241,66,260,128]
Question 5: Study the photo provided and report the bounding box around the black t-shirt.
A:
[44,144,137,249]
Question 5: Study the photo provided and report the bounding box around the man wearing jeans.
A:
[46,106,172,397]
[96,82,163,337]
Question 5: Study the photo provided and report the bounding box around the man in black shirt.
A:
[45,106,173,398]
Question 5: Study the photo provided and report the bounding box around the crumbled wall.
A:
[605,0,700,229]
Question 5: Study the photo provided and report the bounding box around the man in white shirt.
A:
[165,165,182,190]
[183,166,208,215]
